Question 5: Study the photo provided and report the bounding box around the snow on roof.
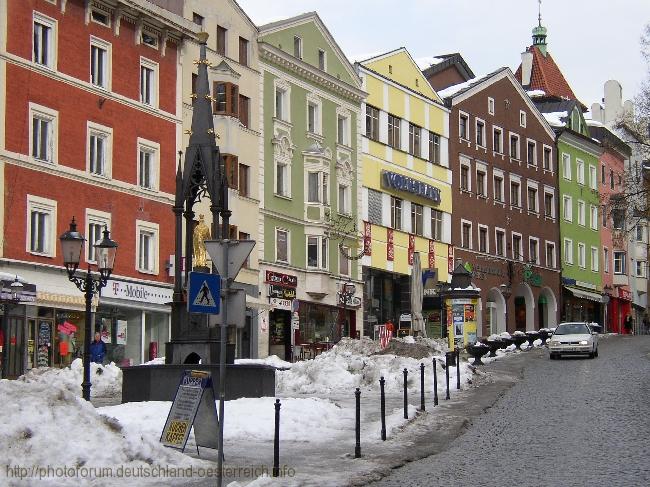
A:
[542,111,567,128]
[414,56,444,70]
[438,75,485,98]
[586,118,606,127]
[527,89,546,97]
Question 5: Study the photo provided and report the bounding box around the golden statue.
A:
[193,214,211,268]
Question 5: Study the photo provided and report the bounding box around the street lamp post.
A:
[499,283,512,332]
[59,217,118,401]
[1,276,24,379]
[337,280,356,340]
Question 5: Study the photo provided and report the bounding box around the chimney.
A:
[521,50,533,87]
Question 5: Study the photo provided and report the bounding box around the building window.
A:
[275,159,289,197]
[527,140,536,166]
[337,114,350,146]
[475,119,485,147]
[307,236,327,269]
[577,200,585,226]
[136,221,159,274]
[339,246,350,276]
[236,94,249,127]
[488,97,495,115]
[293,36,302,59]
[527,186,538,213]
[510,180,520,207]
[238,37,249,66]
[590,206,598,230]
[601,164,606,185]
[494,175,504,202]
[544,192,554,218]
[519,110,527,127]
[546,242,556,268]
[589,165,597,190]
[90,38,110,89]
[429,132,440,164]
[543,147,552,171]
[237,232,251,268]
[459,113,469,140]
[27,195,56,256]
[411,203,423,236]
[493,127,502,153]
[86,210,111,263]
[609,169,614,189]
[141,32,158,48]
[529,238,539,264]
[512,234,522,260]
[509,134,520,159]
[31,107,56,163]
[614,251,626,274]
[365,105,379,141]
[460,164,470,192]
[563,195,572,221]
[192,12,204,26]
[140,58,157,106]
[388,114,401,148]
[562,154,571,180]
[431,209,443,241]
[138,140,159,190]
[338,184,350,215]
[88,123,111,178]
[238,164,250,197]
[214,82,239,117]
[591,247,599,272]
[564,239,573,265]
[477,170,486,197]
[604,247,609,273]
[461,221,472,249]
[368,189,383,225]
[276,229,289,263]
[91,9,110,27]
[602,204,607,228]
[223,154,239,190]
[576,159,585,185]
[307,172,321,203]
[495,229,505,257]
[577,243,586,268]
[479,226,488,253]
[318,49,326,70]
[33,14,55,68]
[409,123,421,157]
[216,26,227,56]
[636,261,646,278]
[275,87,287,121]
[390,196,402,230]
[636,225,645,242]
[612,208,625,230]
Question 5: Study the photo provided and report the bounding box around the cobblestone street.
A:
[370,336,650,487]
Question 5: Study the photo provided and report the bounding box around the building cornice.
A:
[259,42,367,104]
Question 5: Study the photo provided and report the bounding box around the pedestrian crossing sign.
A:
[188,272,221,314]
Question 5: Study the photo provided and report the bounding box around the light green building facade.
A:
[258,13,366,360]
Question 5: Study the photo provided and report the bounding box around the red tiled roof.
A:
[515,46,576,100]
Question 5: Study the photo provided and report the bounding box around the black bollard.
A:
[380,376,386,441]
[273,398,280,477]
[403,368,408,419]
[433,358,439,406]
[355,388,361,458]
[420,363,425,411]
[456,349,461,391]
[445,353,450,400]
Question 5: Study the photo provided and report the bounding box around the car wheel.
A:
[550,353,557,360]
[588,351,595,359]
[594,348,599,358]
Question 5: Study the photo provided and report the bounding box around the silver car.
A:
[548,322,599,359]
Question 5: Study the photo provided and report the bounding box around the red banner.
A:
[363,221,372,256]
[428,240,436,269]
[387,228,394,261]
[448,245,455,273]
[408,234,415,265]
[618,288,632,301]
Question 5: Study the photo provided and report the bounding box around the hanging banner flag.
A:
[408,234,415,265]
[386,228,394,261]
[448,245,455,273]
[363,221,372,256]
[428,240,436,269]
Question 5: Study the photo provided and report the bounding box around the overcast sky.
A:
[238,0,650,110]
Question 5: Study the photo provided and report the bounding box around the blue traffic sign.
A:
[188,272,221,314]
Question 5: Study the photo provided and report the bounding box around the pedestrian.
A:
[89,332,107,364]
[623,315,633,335]
[384,319,395,339]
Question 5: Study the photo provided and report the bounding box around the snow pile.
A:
[0,380,204,484]
[235,355,293,369]
[19,358,122,398]
[276,337,472,395]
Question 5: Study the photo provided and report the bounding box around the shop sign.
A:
[523,264,542,287]
[448,246,454,273]
[618,288,632,301]
[363,221,372,256]
[268,284,296,300]
[464,262,506,280]
[408,234,415,265]
[265,271,297,288]
[57,321,77,336]
[337,292,361,308]
[575,280,597,291]
[103,280,173,305]
[422,269,438,296]
[116,320,127,345]
[380,170,442,203]
[387,228,394,261]
[270,298,292,310]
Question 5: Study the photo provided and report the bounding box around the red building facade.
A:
[0,0,197,375]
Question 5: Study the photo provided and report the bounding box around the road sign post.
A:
[187,272,221,314]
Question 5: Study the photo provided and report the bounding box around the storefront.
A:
[362,268,410,337]
[607,287,632,333]
[1,276,36,378]
[562,284,603,323]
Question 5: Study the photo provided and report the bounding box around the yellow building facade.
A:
[357,49,452,337]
